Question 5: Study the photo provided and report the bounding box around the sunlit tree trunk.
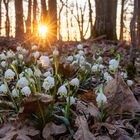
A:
[120,0,125,40]
[41,0,47,24]
[3,0,10,37]
[48,0,57,40]
[65,0,69,41]
[33,0,37,34]
[93,0,117,40]
[15,0,24,40]
[26,0,32,35]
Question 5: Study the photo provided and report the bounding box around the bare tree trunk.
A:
[88,0,93,37]
[65,0,69,41]
[41,0,47,24]
[48,0,57,40]
[129,0,138,63]
[15,0,24,40]
[93,0,117,40]
[120,0,125,40]
[26,0,32,35]
[3,0,10,37]
[0,0,2,35]
[33,0,37,34]
[137,0,140,48]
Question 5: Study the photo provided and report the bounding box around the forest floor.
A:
[0,38,139,140]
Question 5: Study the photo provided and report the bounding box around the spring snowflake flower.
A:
[99,64,104,70]
[0,53,6,60]
[57,85,67,96]
[121,72,127,79]
[79,56,86,65]
[21,86,31,96]
[19,72,24,78]
[70,78,80,87]
[96,86,107,107]
[1,61,7,68]
[34,69,41,77]
[32,44,38,50]
[40,56,50,67]
[109,59,119,71]
[4,69,15,80]
[25,68,33,77]
[12,60,18,65]
[6,51,15,58]
[11,89,19,97]
[66,56,73,63]
[127,80,133,87]
[18,54,23,60]
[17,77,29,88]
[53,48,59,56]
[91,64,99,72]
[33,51,40,59]
[66,96,76,105]
[97,56,103,63]
[43,76,55,91]
[71,60,78,66]
[104,72,113,82]
[0,84,7,93]
[78,50,85,56]
[77,44,83,50]
[43,71,52,77]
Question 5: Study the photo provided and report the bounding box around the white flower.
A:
[99,64,104,70]
[70,78,79,87]
[12,60,18,65]
[96,92,107,107]
[30,78,35,84]
[0,53,6,60]
[40,56,50,67]
[21,86,31,96]
[0,84,7,93]
[34,69,41,77]
[43,71,52,77]
[6,51,15,58]
[32,44,38,50]
[71,60,78,66]
[33,51,40,59]
[79,56,86,65]
[109,59,119,71]
[18,54,23,60]
[19,72,24,78]
[4,69,15,80]
[77,44,83,50]
[43,76,55,91]
[25,68,33,77]
[97,56,103,63]
[91,64,99,72]
[1,61,7,68]
[57,85,67,96]
[17,77,29,88]
[104,72,113,82]
[17,46,22,51]
[78,50,85,56]
[121,72,127,79]
[11,89,19,97]
[75,54,81,60]
[66,56,73,62]
[66,96,76,105]
[127,80,133,87]
[53,48,59,56]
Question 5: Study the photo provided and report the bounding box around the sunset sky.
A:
[1,0,133,41]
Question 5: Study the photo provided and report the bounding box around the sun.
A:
[38,25,48,38]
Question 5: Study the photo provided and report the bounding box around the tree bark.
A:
[15,0,24,41]
[137,0,140,48]
[93,0,117,40]
[41,0,47,24]
[3,0,10,37]
[26,0,32,35]
[33,0,37,34]
[48,0,57,40]
[119,0,125,40]
[0,0,2,35]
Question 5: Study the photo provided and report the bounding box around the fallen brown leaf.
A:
[42,122,67,140]
[74,116,96,140]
